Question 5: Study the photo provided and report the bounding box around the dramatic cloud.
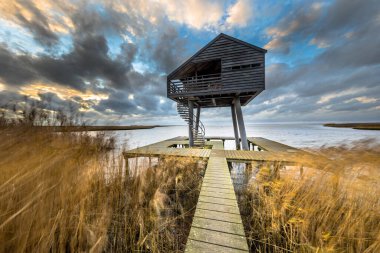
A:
[264,2,323,53]
[144,26,187,73]
[226,0,254,27]
[0,0,379,124]
[158,0,225,29]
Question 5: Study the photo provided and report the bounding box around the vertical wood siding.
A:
[192,36,265,93]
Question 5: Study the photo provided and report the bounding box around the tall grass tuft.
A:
[0,106,204,252]
[240,141,380,252]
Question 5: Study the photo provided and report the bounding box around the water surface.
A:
[114,123,379,149]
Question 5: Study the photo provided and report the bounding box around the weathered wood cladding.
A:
[167,33,267,106]
[192,36,265,94]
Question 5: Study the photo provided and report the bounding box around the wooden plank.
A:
[202,189,236,199]
[194,209,242,223]
[186,239,248,253]
[187,227,248,251]
[200,191,236,200]
[198,195,238,206]
[202,177,232,184]
[192,217,245,236]
[201,183,234,190]
[201,186,235,194]
[197,202,240,214]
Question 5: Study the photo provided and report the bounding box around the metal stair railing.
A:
[177,99,205,147]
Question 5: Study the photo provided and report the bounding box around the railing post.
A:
[188,100,194,147]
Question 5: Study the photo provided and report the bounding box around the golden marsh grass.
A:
[1,105,379,252]
[0,124,204,252]
[239,141,380,252]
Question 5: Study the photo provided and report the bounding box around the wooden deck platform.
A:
[123,136,306,164]
[123,136,309,252]
[247,137,299,152]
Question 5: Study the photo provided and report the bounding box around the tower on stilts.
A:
[167,33,267,150]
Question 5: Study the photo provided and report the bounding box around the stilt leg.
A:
[234,97,249,150]
[231,104,240,150]
[195,104,201,133]
[188,100,194,147]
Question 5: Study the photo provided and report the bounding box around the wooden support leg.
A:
[195,104,201,133]
[231,104,240,150]
[188,100,194,147]
[234,97,249,150]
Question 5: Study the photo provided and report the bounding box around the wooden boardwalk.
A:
[186,141,248,252]
[123,136,310,252]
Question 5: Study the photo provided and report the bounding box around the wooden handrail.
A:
[168,73,222,94]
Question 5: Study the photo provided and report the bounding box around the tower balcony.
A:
[168,73,222,97]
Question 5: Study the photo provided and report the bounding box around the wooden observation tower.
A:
[128,36,310,251]
[167,33,267,150]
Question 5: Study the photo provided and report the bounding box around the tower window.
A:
[225,63,262,71]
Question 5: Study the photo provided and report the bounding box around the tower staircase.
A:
[177,99,205,147]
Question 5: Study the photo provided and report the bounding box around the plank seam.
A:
[196,207,240,215]
[199,194,236,200]
[194,215,242,224]
[191,225,245,237]
[198,200,236,207]
[200,185,233,190]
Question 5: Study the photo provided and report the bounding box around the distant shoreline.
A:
[36,125,167,132]
[324,123,380,131]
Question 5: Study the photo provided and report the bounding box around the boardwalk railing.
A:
[168,73,222,95]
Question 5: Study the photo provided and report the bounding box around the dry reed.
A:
[240,140,380,252]
[0,105,204,253]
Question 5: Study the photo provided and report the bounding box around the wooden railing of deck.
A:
[168,73,222,95]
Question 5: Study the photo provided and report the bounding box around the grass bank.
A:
[34,125,164,132]
[324,123,380,130]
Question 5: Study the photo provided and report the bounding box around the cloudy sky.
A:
[0,0,379,125]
